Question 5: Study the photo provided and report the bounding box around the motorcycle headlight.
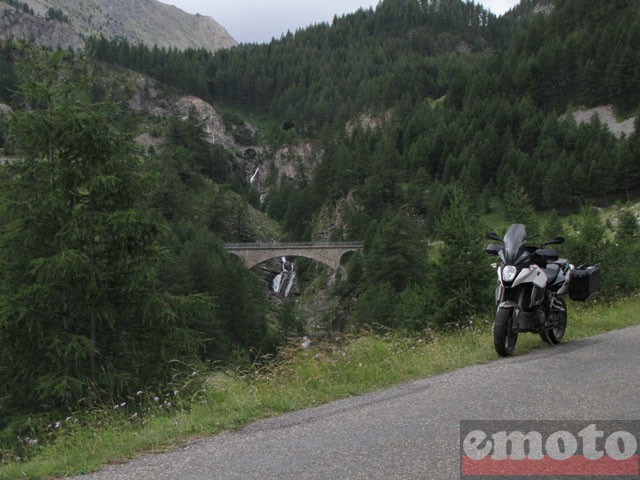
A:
[502,265,517,283]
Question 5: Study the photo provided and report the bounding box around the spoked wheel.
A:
[493,307,518,357]
[540,297,567,345]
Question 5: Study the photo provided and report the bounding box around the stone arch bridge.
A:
[224,242,363,271]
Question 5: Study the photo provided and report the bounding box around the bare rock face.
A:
[272,143,322,182]
[569,105,636,139]
[174,96,235,147]
[127,74,171,116]
[346,110,393,136]
[238,142,325,203]
[533,3,555,15]
[313,191,357,241]
[0,9,82,49]
[0,0,236,52]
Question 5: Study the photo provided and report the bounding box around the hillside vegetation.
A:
[0,0,639,472]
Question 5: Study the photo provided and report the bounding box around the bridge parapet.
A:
[224,242,363,270]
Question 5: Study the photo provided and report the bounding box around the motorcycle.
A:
[485,223,572,357]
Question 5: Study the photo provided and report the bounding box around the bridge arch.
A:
[224,242,363,271]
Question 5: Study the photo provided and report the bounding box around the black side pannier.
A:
[569,265,601,301]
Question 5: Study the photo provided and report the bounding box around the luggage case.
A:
[569,265,601,301]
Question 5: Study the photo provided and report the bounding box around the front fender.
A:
[498,300,518,310]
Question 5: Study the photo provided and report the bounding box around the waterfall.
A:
[272,256,295,297]
[272,257,286,293]
[250,167,260,184]
[284,265,296,297]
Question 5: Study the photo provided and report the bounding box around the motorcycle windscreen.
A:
[502,223,527,264]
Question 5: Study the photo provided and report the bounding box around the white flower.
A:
[301,336,311,348]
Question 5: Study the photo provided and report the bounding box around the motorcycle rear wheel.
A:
[493,307,518,357]
[540,297,567,345]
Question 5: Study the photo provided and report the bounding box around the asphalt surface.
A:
[75,326,640,480]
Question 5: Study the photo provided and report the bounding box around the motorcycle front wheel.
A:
[493,307,518,357]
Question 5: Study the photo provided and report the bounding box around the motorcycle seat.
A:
[544,263,561,284]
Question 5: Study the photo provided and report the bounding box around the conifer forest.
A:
[0,0,639,456]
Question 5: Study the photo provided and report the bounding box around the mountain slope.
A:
[0,0,237,51]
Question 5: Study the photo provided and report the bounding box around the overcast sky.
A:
[160,0,521,44]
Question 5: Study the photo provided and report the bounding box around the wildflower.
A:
[120,402,126,408]
[136,390,143,396]
[191,371,198,377]
[301,336,311,348]
[55,421,61,429]
[174,390,179,396]
[129,413,138,420]
[25,437,37,446]
[153,396,160,402]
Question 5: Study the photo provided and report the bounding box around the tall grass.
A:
[1,295,639,479]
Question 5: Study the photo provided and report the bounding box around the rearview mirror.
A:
[486,231,502,242]
[485,244,501,256]
[542,236,565,247]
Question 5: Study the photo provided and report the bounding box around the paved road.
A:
[76,326,640,480]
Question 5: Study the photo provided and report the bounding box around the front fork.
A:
[496,285,519,333]
[496,286,549,332]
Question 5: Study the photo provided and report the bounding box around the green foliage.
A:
[564,206,608,266]
[0,42,18,104]
[605,209,640,295]
[3,0,640,455]
[87,0,640,223]
[0,50,203,412]
[276,299,305,339]
[353,282,398,329]
[362,210,428,291]
[427,187,493,327]
[615,210,639,242]
[557,205,640,297]
[504,186,540,241]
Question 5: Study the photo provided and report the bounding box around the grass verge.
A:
[1,295,639,479]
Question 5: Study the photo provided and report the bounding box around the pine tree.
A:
[427,186,492,327]
[0,50,198,410]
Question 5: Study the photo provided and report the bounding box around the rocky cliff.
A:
[0,0,236,51]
